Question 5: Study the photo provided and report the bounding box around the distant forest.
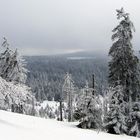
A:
[25,52,108,101]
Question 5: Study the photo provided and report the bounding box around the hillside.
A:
[0,110,139,140]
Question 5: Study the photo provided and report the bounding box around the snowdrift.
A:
[0,110,139,140]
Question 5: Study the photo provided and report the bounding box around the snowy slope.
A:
[0,110,139,140]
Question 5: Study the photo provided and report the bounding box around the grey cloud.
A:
[0,0,140,55]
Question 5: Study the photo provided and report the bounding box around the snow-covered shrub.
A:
[104,86,128,134]
[74,81,102,129]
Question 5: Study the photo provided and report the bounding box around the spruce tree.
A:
[105,85,128,134]
[74,81,102,129]
[108,8,139,102]
[107,8,140,136]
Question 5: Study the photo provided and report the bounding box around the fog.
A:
[0,0,140,55]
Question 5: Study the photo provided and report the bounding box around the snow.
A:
[36,100,68,120]
[0,110,139,140]
[0,77,32,109]
[38,100,67,110]
[40,100,61,109]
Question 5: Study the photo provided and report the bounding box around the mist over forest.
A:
[25,51,108,101]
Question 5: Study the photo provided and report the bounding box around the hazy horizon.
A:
[0,0,140,55]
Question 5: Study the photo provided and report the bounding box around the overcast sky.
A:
[0,0,140,55]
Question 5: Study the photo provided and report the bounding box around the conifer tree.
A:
[107,8,140,136]
[74,81,102,129]
[62,73,75,122]
[0,37,34,114]
[105,85,128,134]
[0,37,27,84]
[108,8,139,102]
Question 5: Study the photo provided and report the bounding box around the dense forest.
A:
[25,52,108,101]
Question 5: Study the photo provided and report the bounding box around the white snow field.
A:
[0,110,139,140]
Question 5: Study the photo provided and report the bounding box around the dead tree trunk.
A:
[59,100,63,121]
[92,74,95,95]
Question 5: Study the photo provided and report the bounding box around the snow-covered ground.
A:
[36,100,68,120]
[0,110,139,140]
[40,100,64,109]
